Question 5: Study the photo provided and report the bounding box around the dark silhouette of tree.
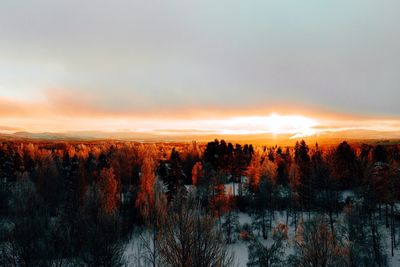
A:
[85,152,97,185]
[373,145,388,163]
[345,201,388,267]
[98,152,110,171]
[7,179,50,267]
[332,141,359,189]
[294,140,312,212]
[34,153,62,214]
[165,148,184,196]
[247,226,286,267]
[203,139,220,171]
[275,154,289,186]
[311,145,337,232]
[251,177,273,240]
[222,197,239,244]
[78,186,125,267]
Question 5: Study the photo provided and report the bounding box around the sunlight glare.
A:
[213,113,318,138]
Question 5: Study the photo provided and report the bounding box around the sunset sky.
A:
[1,1,400,140]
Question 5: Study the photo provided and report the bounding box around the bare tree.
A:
[247,224,287,267]
[157,191,235,267]
[290,216,350,267]
[139,178,168,267]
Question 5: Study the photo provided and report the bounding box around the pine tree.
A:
[251,178,273,239]
[294,140,312,214]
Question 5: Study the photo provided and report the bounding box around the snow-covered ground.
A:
[230,211,400,267]
[230,211,296,267]
[123,210,400,266]
[384,225,400,267]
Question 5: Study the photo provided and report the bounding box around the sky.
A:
[0,1,400,139]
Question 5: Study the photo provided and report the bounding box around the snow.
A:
[383,224,400,266]
[224,182,241,197]
[230,211,296,266]
[122,210,400,267]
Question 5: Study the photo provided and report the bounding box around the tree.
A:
[78,186,125,267]
[251,177,273,240]
[62,153,81,215]
[290,216,350,267]
[182,144,200,184]
[7,179,50,267]
[203,140,220,171]
[232,144,248,192]
[221,190,239,244]
[311,147,337,232]
[294,140,312,213]
[85,152,97,185]
[157,192,235,267]
[247,224,287,267]
[246,153,262,193]
[136,157,157,221]
[209,170,230,221]
[165,148,184,196]
[34,152,62,214]
[332,141,359,189]
[373,145,388,163]
[192,161,204,186]
[275,154,289,186]
[345,201,388,267]
[352,164,389,267]
[97,167,119,214]
[139,178,168,267]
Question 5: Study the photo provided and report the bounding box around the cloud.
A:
[0,98,28,116]
[0,125,20,131]
[1,1,400,117]
[38,88,320,119]
[1,1,400,138]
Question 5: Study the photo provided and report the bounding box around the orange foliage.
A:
[273,222,289,240]
[98,167,119,213]
[191,161,203,186]
[135,157,156,220]
[210,184,234,218]
[246,154,261,191]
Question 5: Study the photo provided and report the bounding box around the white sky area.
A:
[0,1,399,136]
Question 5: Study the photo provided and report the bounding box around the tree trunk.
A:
[262,212,268,240]
[286,210,289,225]
[386,204,389,228]
[370,214,381,267]
[391,204,394,257]
[329,209,335,234]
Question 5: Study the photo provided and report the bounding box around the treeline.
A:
[0,139,399,266]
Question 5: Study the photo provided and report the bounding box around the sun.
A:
[216,113,319,138]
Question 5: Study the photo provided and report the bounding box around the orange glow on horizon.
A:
[1,95,400,141]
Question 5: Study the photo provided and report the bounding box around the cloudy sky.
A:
[0,1,399,137]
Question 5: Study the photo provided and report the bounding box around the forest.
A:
[0,139,399,266]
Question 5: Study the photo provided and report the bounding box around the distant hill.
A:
[1,129,400,145]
